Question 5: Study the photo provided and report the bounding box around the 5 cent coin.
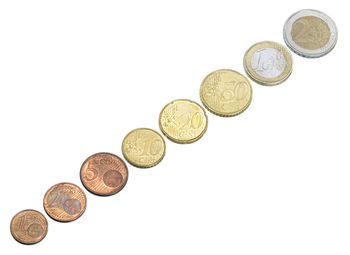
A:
[10,209,48,245]
[200,69,252,116]
[122,128,166,168]
[244,41,293,86]
[159,99,208,144]
[43,182,86,222]
[80,152,128,195]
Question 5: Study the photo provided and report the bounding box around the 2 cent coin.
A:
[43,182,86,222]
[80,152,128,195]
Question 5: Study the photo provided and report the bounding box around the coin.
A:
[283,9,337,58]
[159,99,208,144]
[122,128,166,168]
[43,182,86,222]
[80,152,128,195]
[200,69,252,116]
[244,41,293,86]
[10,209,48,245]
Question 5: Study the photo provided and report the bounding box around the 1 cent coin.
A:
[122,128,166,168]
[43,182,86,222]
[10,209,48,245]
[244,41,293,86]
[159,99,208,144]
[200,69,252,116]
[80,152,128,195]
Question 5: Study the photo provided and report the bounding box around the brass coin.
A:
[10,209,48,245]
[200,69,252,117]
[122,128,166,168]
[43,182,86,222]
[80,152,128,196]
[244,41,293,86]
[159,99,208,144]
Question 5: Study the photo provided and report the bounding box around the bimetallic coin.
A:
[159,99,208,144]
[80,152,128,195]
[43,182,86,222]
[10,209,48,245]
[122,128,165,168]
[244,41,293,86]
[283,9,337,58]
[200,69,252,116]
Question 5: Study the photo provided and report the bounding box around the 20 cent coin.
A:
[159,99,208,144]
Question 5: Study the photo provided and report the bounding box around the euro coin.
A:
[200,69,252,116]
[10,209,48,245]
[283,9,337,58]
[122,128,166,168]
[43,182,86,222]
[80,152,128,195]
[159,99,208,144]
[244,41,293,85]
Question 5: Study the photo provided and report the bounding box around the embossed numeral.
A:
[179,112,203,130]
[141,139,162,156]
[84,162,98,181]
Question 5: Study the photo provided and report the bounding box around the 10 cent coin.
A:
[122,128,166,168]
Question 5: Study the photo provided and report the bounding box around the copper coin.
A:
[10,209,48,245]
[80,152,128,196]
[43,182,86,222]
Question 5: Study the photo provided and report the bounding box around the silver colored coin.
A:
[251,47,287,79]
[283,9,337,58]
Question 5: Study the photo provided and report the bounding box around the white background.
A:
[0,1,349,254]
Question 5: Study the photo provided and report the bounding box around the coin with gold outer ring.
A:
[159,99,208,144]
[200,69,252,117]
[122,128,166,168]
[244,41,293,86]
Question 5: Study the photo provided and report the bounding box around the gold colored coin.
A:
[200,69,252,117]
[122,128,166,168]
[159,99,208,144]
[244,41,293,86]
[291,16,330,50]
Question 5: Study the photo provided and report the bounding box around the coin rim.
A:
[159,99,208,144]
[80,152,129,196]
[243,41,293,86]
[10,209,48,245]
[200,69,253,116]
[122,127,166,168]
[43,182,87,222]
[283,9,338,58]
